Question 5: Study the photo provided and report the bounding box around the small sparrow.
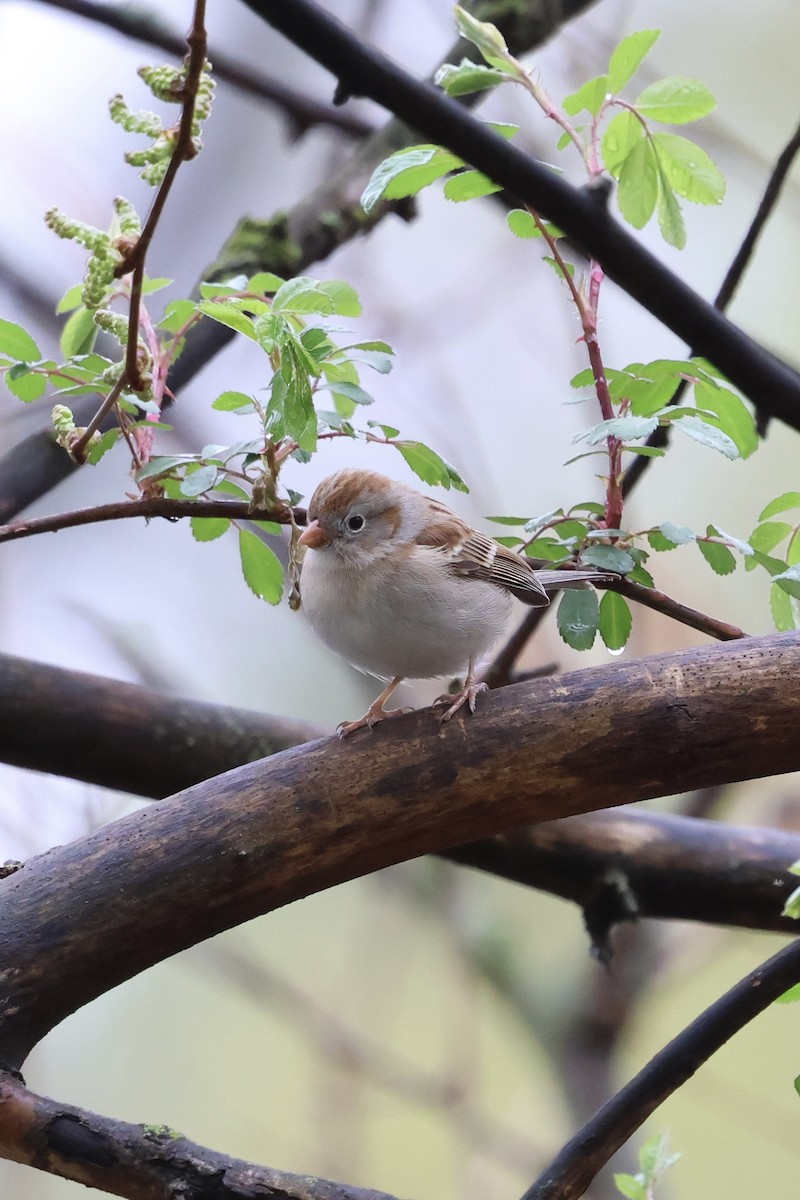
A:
[299,468,609,737]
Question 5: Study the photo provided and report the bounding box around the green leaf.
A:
[179,464,218,497]
[607,30,661,93]
[557,588,599,650]
[198,301,257,340]
[191,516,230,542]
[652,133,725,204]
[506,209,538,238]
[367,420,400,439]
[271,276,335,315]
[199,278,248,298]
[444,169,501,201]
[393,441,468,491]
[434,59,509,97]
[599,590,632,650]
[136,454,197,483]
[660,521,696,545]
[749,522,792,554]
[85,427,120,465]
[575,415,659,444]
[158,299,197,332]
[0,319,40,361]
[601,110,644,177]
[239,529,283,604]
[318,279,362,316]
[656,175,686,249]
[770,581,796,630]
[613,1173,646,1200]
[698,533,736,576]
[325,380,374,407]
[60,306,98,358]
[759,491,800,521]
[781,885,800,922]
[617,136,659,228]
[674,416,739,458]
[775,982,800,1002]
[361,145,463,212]
[582,544,634,573]
[248,271,286,294]
[141,276,172,295]
[563,75,609,117]
[692,382,756,456]
[453,6,516,72]
[635,77,717,123]
[6,365,46,403]
[774,566,800,600]
[212,390,255,412]
[56,283,85,315]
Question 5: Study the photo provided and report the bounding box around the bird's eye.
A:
[345,513,366,533]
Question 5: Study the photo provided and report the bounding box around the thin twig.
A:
[520,935,800,1200]
[32,0,375,137]
[0,497,302,544]
[604,577,747,641]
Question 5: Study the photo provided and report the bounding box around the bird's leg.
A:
[337,676,412,738]
[434,659,488,724]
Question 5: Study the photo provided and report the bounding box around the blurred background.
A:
[1,0,799,1197]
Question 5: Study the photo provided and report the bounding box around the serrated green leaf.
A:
[239,528,283,604]
[652,133,725,204]
[0,319,40,361]
[56,283,85,315]
[267,353,317,454]
[212,390,255,412]
[557,588,599,650]
[393,441,468,491]
[191,516,230,542]
[607,30,661,93]
[788,530,800,566]
[434,59,509,96]
[158,299,197,333]
[759,492,800,521]
[601,110,644,177]
[367,420,400,438]
[444,169,501,202]
[628,564,655,586]
[318,279,362,316]
[199,278,248,298]
[775,982,800,1002]
[656,175,686,248]
[85,427,120,465]
[582,544,634,573]
[617,136,659,228]
[623,445,665,458]
[326,380,374,406]
[506,209,538,238]
[698,534,736,575]
[675,416,739,458]
[361,145,463,212]
[575,415,659,444]
[198,300,257,340]
[750,521,792,554]
[563,75,609,117]
[453,6,516,72]
[6,366,46,402]
[271,276,335,315]
[136,454,197,482]
[636,77,716,123]
[781,888,800,922]
[180,464,218,497]
[599,590,632,650]
[771,580,797,630]
[660,521,696,544]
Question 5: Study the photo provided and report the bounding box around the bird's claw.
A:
[434,681,488,724]
[337,705,414,739]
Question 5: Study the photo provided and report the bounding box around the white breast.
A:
[300,545,512,681]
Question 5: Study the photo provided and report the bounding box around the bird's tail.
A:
[535,569,615,592]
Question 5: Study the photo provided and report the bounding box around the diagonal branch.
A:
[520,933,800,1200]
[244,0,800,428]
[1,632,799,1071]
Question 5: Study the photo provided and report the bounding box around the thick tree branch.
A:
[244,0,800,429]
[2,652,799,934]
[521,934,800,1200]
[0,1073,398,1200]
[1,632,799,1070]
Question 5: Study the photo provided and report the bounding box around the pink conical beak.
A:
[299,519,330,549]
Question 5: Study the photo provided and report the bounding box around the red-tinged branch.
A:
[605,576,747,641]
[0,1073,398,1200]
[1,632,799,1069]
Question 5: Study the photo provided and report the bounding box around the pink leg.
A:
[434,660,488,724]
[337,676,412,739]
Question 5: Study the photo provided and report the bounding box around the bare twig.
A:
[604,576,747,641]
[32,0,375,137]
[520,935,800,1200]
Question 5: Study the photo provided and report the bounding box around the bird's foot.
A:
[433,680,488,724]
[337,704,414,739]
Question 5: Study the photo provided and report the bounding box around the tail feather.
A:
[535,569,615,592]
